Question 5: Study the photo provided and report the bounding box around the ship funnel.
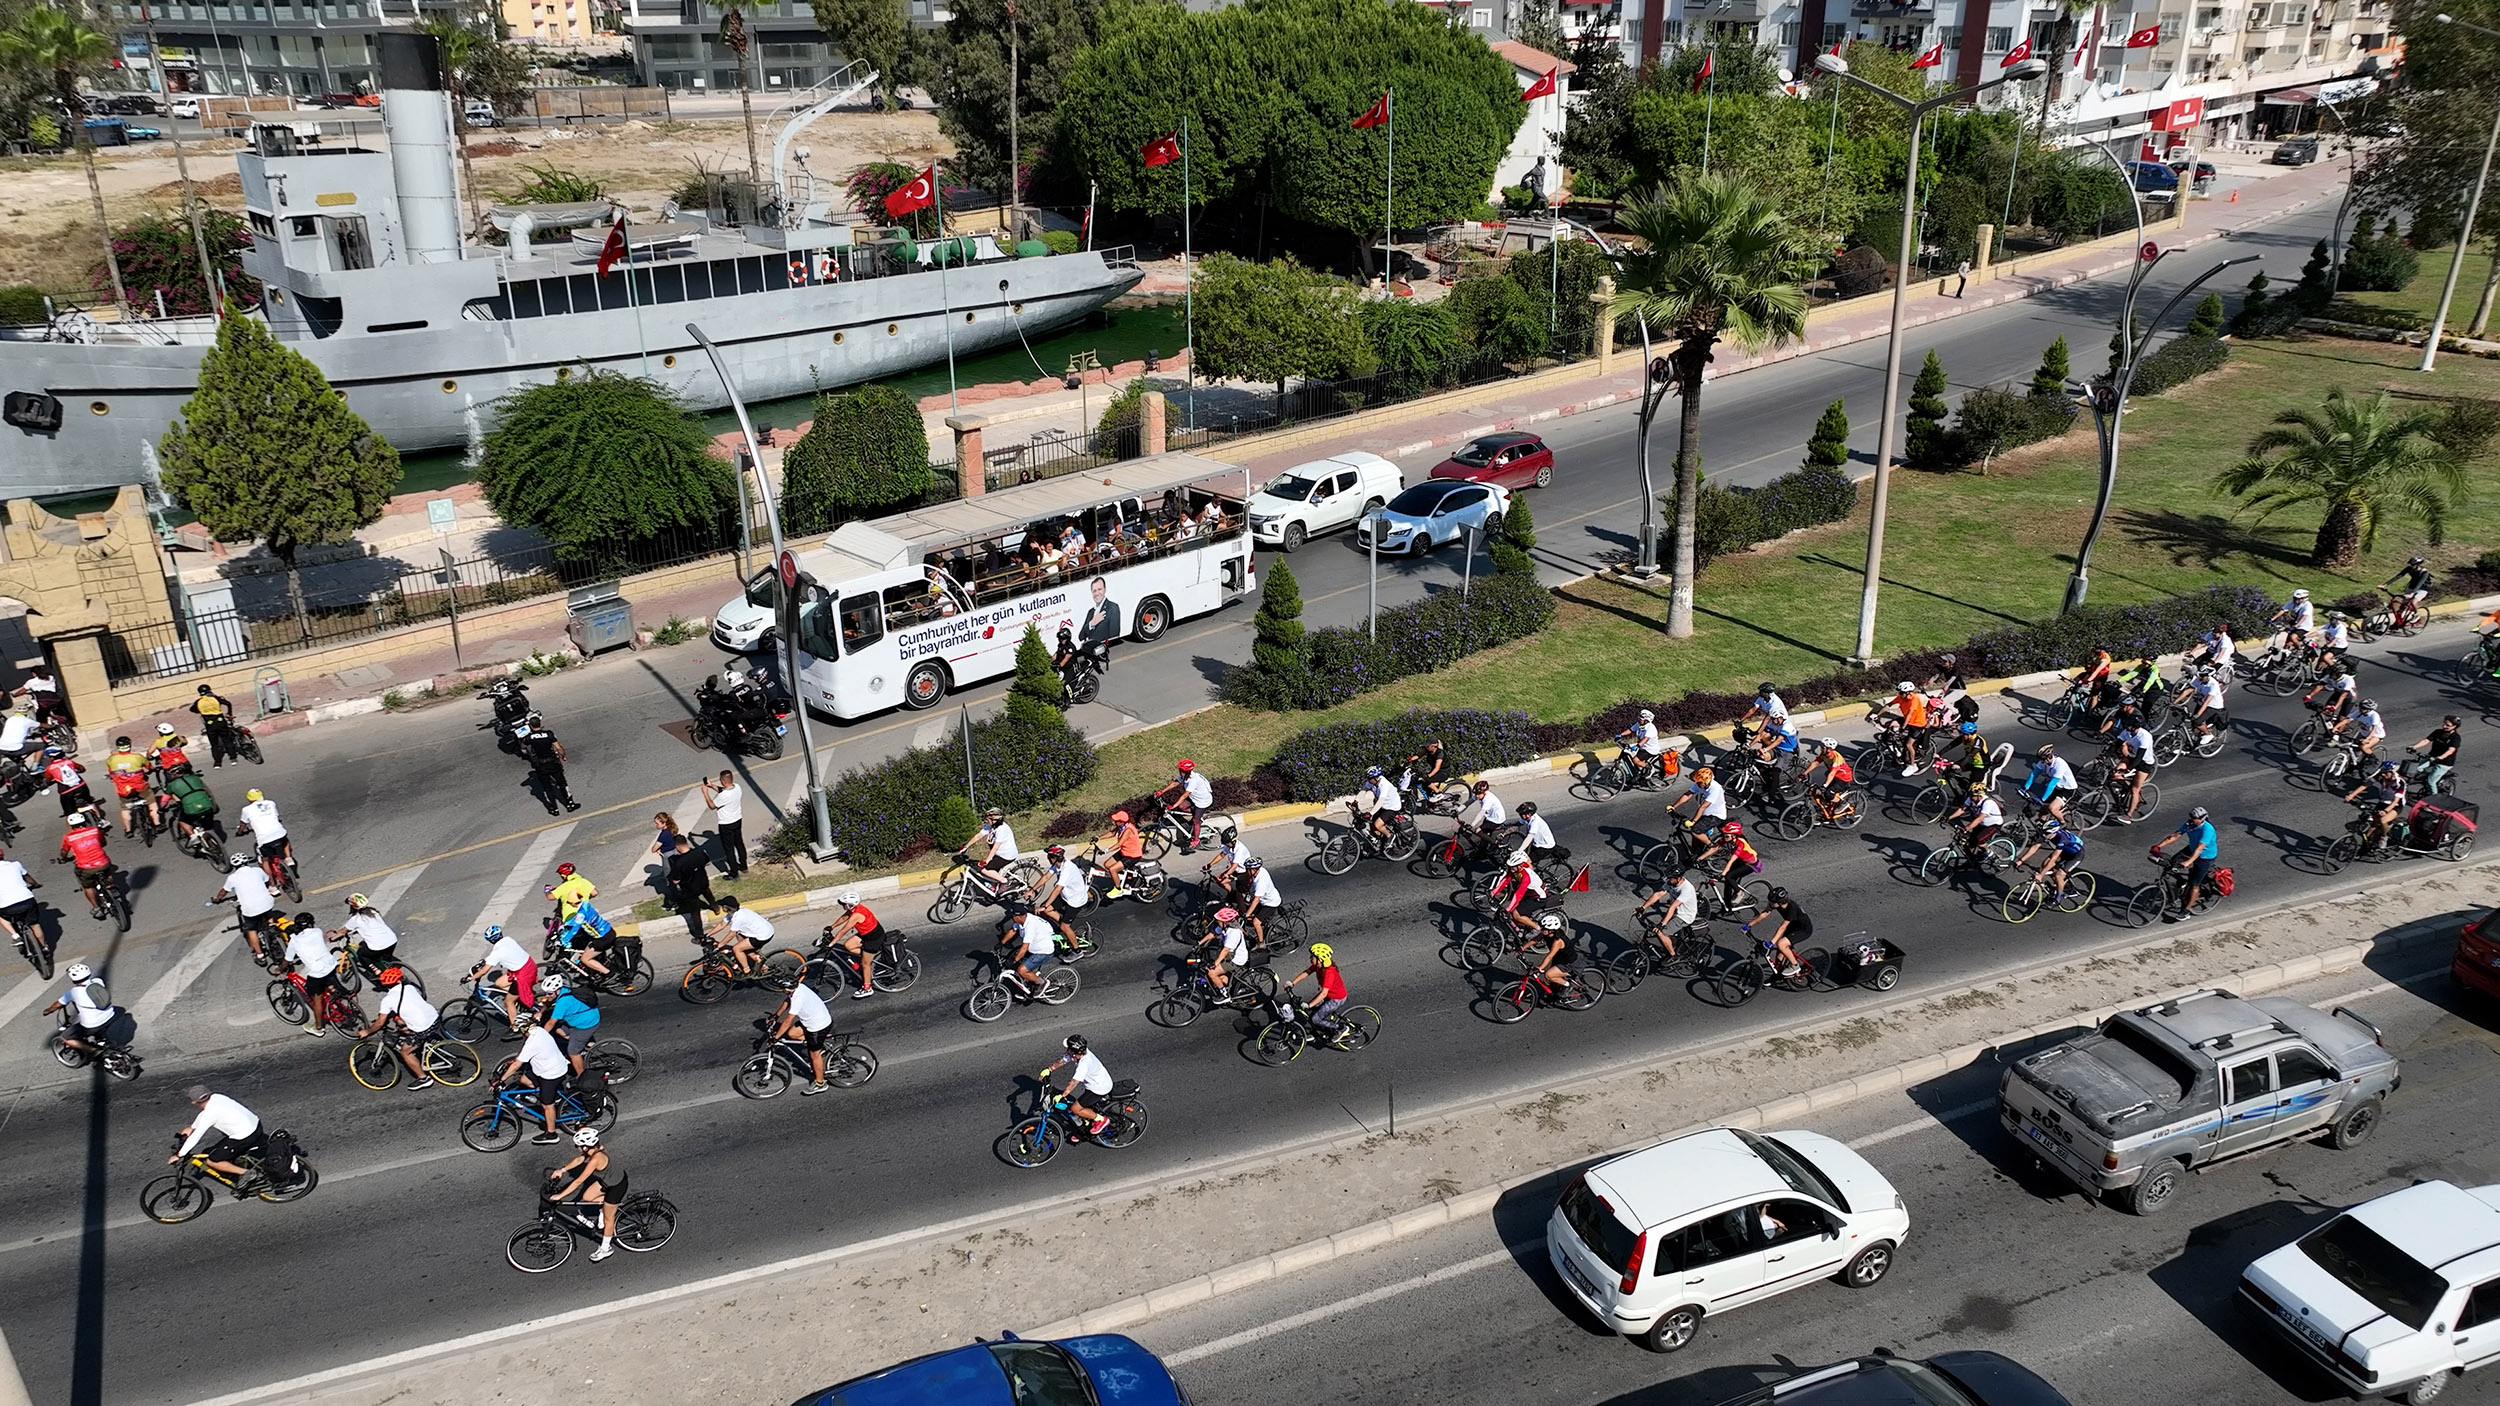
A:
[377,31,463,264]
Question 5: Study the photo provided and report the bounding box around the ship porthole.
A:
[556,366,572,380]
[1012,302,1024,314]
[885,323,898,336]
[964,312,975,324]
[441,379,457,393]
[88,401,107,416]
[832,331,845,345]
[663,354,677,368]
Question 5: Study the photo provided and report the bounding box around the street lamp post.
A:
[2423,12,2500,373]
[1817,51,2049,666]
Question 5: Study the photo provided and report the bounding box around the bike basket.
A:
[2212,867,2236,897]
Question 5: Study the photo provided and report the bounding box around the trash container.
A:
[565,582,635,656]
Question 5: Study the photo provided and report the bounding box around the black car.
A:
[2272,137,2322,165]
[1710,1351,2075,1406]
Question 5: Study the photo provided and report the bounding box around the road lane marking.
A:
[361,863,427,918]
[0,965,54,1034]
[440,825,574,967]
[1847,1098,1997,1151]
[129,921,241,1028]
[1165,1246,1519,1366]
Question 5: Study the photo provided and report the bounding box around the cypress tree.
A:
[1804,398,1849,470]
[1251,556,1305,677]
[2233,270,2272,333]
[2030,336,2070,398]
[1491,493,1538,576]
[159,314,399,628]
[2186,291,2226,341]
[1904,349,1951,468]
[1005,623,1066,728]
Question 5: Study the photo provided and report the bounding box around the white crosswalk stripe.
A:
[129,921,238,1028]
[0,963,58,1034]
[436,825,574,969]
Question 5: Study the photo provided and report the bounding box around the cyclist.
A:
[2317,610,2353,659]
[2334,696,2389,767]
[1094,809,1143,900]
[1946,783,2005,862]
[1942,719,1994,788]
[1744,681,1791,736]
[2018,745,2079,824]
[468,923,539,1033]
[43,747,94,819]
[1203,824,1253,886]
[1668,767,1726,843]
[2386,556,2433,624]
[0,708,31,767]
[1153,759,1214,852]
[1515,801,1558,872]
[2303,660,2358,724]
[238,788,293,883]
[2118,656,2164,716]
[2409,715,2462,795]
[1803,737,1855,804]
[2182,665,2229,745]
[169,1085,266,1184]
[1359,765,1404,848]
[548,897,616,981]
[1487,849,1552,941]
[1750,888,1813,981]
[189,685,244,767]
[2073,649,2117,713]
[2147,805,2221,921]
[45,961,133,1061]
[155,763,218,851]
[104,737,150,838]
[2268,587,2315,652]
[997,902,1057,997]
[2342,762,2407,854]
[277,911,344,1035]
[15,664,63,729]
[1523,909,1574,993]
[1035,844,1093,948]
[1635,869,1700,962]
[2109,709,2158,823]
[212,852,281,966]
[355,967,445,1089]
[148,725,195,784]
[548,862,597,924]
[548,1127,625,1261]
[1880,683,1933,776]
[1466,778,1508,836]
[820,890,892,1000]
[0,845,43,965]
[2013,817,2088,906]
[56,806,114,919]
[1403,739,1454,805]
[700,895,771,981]
[1748,710,1801,783]
[2186,622,2237,674]
[1695,820,1762,909]
[1287,944,1349,1035]
[1228,855,1282,949]
[766,977,838,1094]
[494,1016,576,1145]
[1616,710,1668,784]
[1191,905,1251,1002]
[1924,655,1971,717]
[1038,1034,1114,1137]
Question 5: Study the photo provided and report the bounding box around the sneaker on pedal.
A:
[408,1077,436,1091]
[1899,765,1921,778]
[530,1130,563,1145]
[801,1081,831,1095]
[590,1242,616,1262]
[1088,1114,1111,1136]
[850,986,874,999]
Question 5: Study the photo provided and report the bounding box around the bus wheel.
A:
[1132,596,1171,643]
[901,659,949,710]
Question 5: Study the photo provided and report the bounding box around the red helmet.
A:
[556,862,576,877]
[1721,821,1744,837]
[1177,759,1195,772]
[1215,906,1240,923]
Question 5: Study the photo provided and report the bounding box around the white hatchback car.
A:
[1356,479,1511,557]
[2241,1180,2500,1404]
[1547,1126,1910,1353]
[1246,451,1403,552]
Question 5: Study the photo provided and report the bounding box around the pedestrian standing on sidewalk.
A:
[1954,259,1970,298]
[701,771,748,878]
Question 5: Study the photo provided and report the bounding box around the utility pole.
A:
[138,0,222,315]
[1005,0,1020,234]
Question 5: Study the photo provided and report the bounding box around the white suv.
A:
[1245,451,1402,552]
[1546,1126,1910,1353]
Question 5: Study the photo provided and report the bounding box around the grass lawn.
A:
[2340,245,2498,329]
[1039,332,2500,826]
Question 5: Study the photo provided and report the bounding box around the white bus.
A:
[712,453,1257,719]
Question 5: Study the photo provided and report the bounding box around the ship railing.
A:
[1096,245,1138,270]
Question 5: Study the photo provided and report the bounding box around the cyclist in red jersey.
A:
[1697,821,1762,907]
[42,748,94,818]
[1286,943,1350,1035]
[819,891,891,999]
[56,807,113,918]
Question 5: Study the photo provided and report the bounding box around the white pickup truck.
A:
[1245,451,1403,552]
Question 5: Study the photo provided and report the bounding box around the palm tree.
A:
[1,9,131,323]
[419,18,487,238]
[2213,388,2470,568]
[717,0,762,186]
[1610,171,1821,637]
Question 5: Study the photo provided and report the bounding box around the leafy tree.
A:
[2031,335,2070,398]
[476,371,735,566]
[717,0,764,183]
[1,9,128,321]
[2292,239,2334,310]
[1005,623,1065,728]
[2355,7,2499,330]
[1904,349,1952,469]
[1049,3,1263,225]
[1092,378,1148,459]
[1250,555,1305,677]
[159,315,400,622]
[99,210,258,318]
[2213,388,2471,568]
[2185,292,2225,341]
[781,382,934,529]
[1491,493,1536,576]
[1804,398,1849,472]
[1448,275,1545,365]
[1357,298,1464,391]
[1511,0,1568,60]
[1506,238,1614,346]
[1190,254,1372,388]
[811,0,912,109]
[1557,33,1637,202]
[0,284,43,324]
[923,0,1099,204]
[1611,171,1820,637]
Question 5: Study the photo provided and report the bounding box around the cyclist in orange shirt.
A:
[1881,682,1932,777]
[1803,737,1854,801]
[1095,809,1145,899]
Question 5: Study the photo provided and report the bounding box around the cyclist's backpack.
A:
[571,1067,613,1099]
[264,1128,303,1181]
[2212,866,2236,897]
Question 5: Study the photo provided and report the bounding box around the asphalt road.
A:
[0,611,2486,1404]
[1130,959,2500,1406]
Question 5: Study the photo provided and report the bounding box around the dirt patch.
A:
[146,171,244,203]
[467,140,521,159]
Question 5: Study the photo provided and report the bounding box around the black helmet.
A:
[1757,681,1775,695]
[2410,555,2426,567]
[1423,739,1443,752]
[1063,1033,1088,1054]
[197,684,214,695]
[1767,887,1790,904]
[293,911,317,928]
[1057,626,1073,641]
[1517,801,1537,817]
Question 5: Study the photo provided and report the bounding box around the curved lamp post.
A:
[2422,13,2500,373]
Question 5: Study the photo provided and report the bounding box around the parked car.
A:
[463,99,500,128]
[2452,908,2500,1001]
[1998,988,2397,1217]
[1357,478,1510,556]
[2121,160,2179,193]
[2168,158,2220,184]
[1430,431,1555,489]
[789,1333,1186,1406]
[1545,1125,1910,1353]
[1245,450,1401,552]
[2273,136,2323,165]
[78,117,129,147]
[169,97,201,120]
[1710,1351,2075,1406]
[2239,1179,2500,1405]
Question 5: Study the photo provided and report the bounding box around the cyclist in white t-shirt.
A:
[700,895,771,979]
[769,979,838,1094]
[1038,1033,1114,1135]
[355,969,445,1088]
[44,962,132,1059]
[0,851,42,964]
[999,905,1056,994]
[497,1022,576,1143]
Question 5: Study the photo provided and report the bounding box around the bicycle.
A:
[55,860,131,934]
[1486,960,1603,1023]
[926,853,1049,925]
[438,974,536,1044]
[2312,737,2376,792]
[1147,954,1278,1027]
[679,936,805,1004]
[259,847,302,905]
[141,1132,317,1224]
[348,1031,483,1090]
[2150,716,2227,766]
[2456,635,2500,684]
[505,1176,679,1273]
[1315,804,1421,873]
[1173,897,1305,957]
[2359,590,2426,639]
[1458,913,1575,972]
[1999,860,2098,923]
[2321,801,2476,871]
[2072,768,2159,830]
[731,1027,879,1098]
[266,962,366,1035]
[204,715,264,766]
[541,926,655,998]
[49,1009,141,1080]
[963,950,1080,1022]
[1912,823,2018,886]
[776,932,924,998]
[1417,822,1508,880]
[1766,784,1868,841]
[7,906,53,980]
[2122,851,2234,928]
[1569,745,1676,801]
[1249,994,1380,1065]
[999,1081,1148,1167]
[1712,927,1829,1007]
[1602,910,1713,993]
[458,1078,618,1153]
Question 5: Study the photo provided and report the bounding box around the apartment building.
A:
[501,0,606,44]
[622,0,899,91]
[103,0,468,98]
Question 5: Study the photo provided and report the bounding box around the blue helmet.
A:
[1365,765,1384,779]
[481,924,503,943]
[1959,721,1978,736]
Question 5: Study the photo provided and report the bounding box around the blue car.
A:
[790,1334,1188,1406]
[2121,160,2179,193]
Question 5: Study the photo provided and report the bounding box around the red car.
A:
[1430,432,1554,489]
[2455,907,2500,1001]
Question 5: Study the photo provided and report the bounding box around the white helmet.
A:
[1819,736,1839,749]
[571,1127,602,1149]
[838,890,861,907]
[1895,681,1914,694]
[2292,588,2310,600]
[65,962,91,983]
[1638,709,1654,722]
[536,974,565,999]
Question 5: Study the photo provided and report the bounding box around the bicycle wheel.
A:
[440,1001,494,1046]
[2074,788,2114,831]
[1715,960,1766,1007]
[507,1222,574,1273]
[2324,832,2361,872]
[1038,967,1080,1004]
[1555,967,1603,1012]
[1914,847,1958,887]
[1458,927,1511,971]
[1489,986,1534,1024]
[1779,949,1829,992]
[965,981,1010,1023]
[1316,834,1357,876]
[1766,801,1814,842]
[348,1037,401,1090]
[460,1104,525,1153]
[1830,788,1867,831]
[2001,880,2044,924]
[237,731,264,764]
[1639,841,1681,880]
[2048,872,2096,913]
[140,1175,211,1225]
[1252,1021,1305,1066]
[1603,947,1651,993]
[875,947,922,992]
[584,1092,618,1133]
[426,1041,484,1087]
[732,1054,789,1098]
[828,1042,877,1088]
[2293,717,2326,753]
[1417,839,1461,880]
[1335,1006,1381,1050]
[2193,727,2227,759]
[611,956,656,997]
[1100,1099,1148,1148]
[618,1196,677,1251]
[678,968,732,1005]
[760,949,807,992]
[1383,827,1421,862]
[1568,759,1620,803]
[928,884,973,925]
[2124,882,2169,928]
[587,1039,639,1086]
[1909,786,1952,824]
[266,981,310,1026]
[1147,992,1200,1028]
[1002,1116,1060,1167]
[2149,730,2185,768]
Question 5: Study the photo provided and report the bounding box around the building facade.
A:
[104,0,472,99]
[620,0,858,92]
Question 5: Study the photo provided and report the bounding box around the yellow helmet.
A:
[245,788,264,802]
[1691,766,1715,784]
[1310,942,1334,964]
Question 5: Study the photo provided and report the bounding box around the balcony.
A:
[1850,0,1932,16]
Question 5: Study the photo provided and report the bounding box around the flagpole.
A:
[1086,179,1096,251]
[1817,58,1840,237]
[620,209,650,379]
[1701,43,1716,176]
[1182,117,1196,431]
[1384,88,1396,291]
[937,180,959,414]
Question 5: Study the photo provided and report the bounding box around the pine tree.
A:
[2104,313,2142,376]
[2293,239,2333,310]
[1904,349,1951,469]
[159,314,399,628]
[1491,494,1537,576]
[1804,398,1850,470]
[2030,336,2070,398]
[1251,556,1305,677]
[2186,291,2226,341]
[1005,623,1065,728]
[2233,270,2272,334]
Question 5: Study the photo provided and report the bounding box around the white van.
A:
[1546,1127,1910,1352]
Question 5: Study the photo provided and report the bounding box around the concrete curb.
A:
[1029,896,2459,1341]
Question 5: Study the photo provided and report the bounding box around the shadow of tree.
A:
[2114,508,2313,574]
[1795,553,2035,630]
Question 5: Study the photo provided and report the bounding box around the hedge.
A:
[1220,571,1556,710]
[764,715,1097,865]
[1680,463,1859,572]
[2128,332,2229,398]
[1268,708,1546,802]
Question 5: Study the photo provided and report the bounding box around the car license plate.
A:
[2021,1119,2088,1173]
[1557,1251,1599,1301]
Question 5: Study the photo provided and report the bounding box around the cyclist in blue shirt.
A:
[549,899,617,981]
[2147,805,2220,921]
[536,973,603,1077]
[2012,817,2088,905]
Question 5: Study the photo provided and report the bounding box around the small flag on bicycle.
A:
[1567,863,1591,894]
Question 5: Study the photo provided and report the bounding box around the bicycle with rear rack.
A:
[998,1081,1148,1167]
[679,935,804,1004]
[141,1131,317,1224]
[1569,744,1680,801]
[731,1026,878,1097]
[1147,953,1278,1027]
[505,1170,677,1273]
[458,1076,618,1153]
[2122,849,2236,928]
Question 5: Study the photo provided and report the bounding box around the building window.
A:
[1820,21,1845,44]
[1661,18,1681,41]
[1779,20,1798,43]
[1985,25,2012,49]
[1943,29,1961,48]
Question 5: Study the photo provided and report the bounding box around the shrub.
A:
[2341,233,2419,293]
[2478,547,2500,576]
[1038,229,1080,254]
[1225,573,1556,710]
[1449,275,1545,364]
[2030,336,2070,398]
[1359,298,1468,392]
[0,284,49,325]
[1950,387,2077,467]
[2184,292,2226,341]
[819,715,1096,865]
[1492,494,1537,576]
[1905,349,1952,469]
[1748,462,1856,540]
[781,383,934,531]
[1092,379,1148,461]
[2231,271,2272,337]
[2129,333,2229,397]
[1005,623,1065,729]
[930,793,979,850]
[1831,245,1889,300]
[2428,397,2500,466]
[511,161,605,203]
[1803,399,1849,472]
[1268,708,1543,802]
[1691,479,1762,570]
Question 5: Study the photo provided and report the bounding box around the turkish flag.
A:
[1142,133,1180,167]
[884,166,936,219]
[1911,42,1943,67]
[1567,863,1591,894]
[595,214,627,277]
[1691,51,1714,93]
[2126,23,2162,46]
[2000,37,2033,66]
[1351,92,1390,129]
[1828,38,1844,56]
[1520,67,1558,102]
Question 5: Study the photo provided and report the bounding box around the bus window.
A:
[795,593,842,660]
[838,593,883,654]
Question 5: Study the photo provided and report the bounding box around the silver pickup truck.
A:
[1999,988,2399,1216]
